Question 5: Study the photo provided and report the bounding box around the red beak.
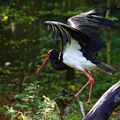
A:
[36,51,51,76]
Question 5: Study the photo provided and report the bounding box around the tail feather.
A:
[96,62,116,74]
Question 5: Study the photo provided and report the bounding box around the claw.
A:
[75,93,80,100]
[86,99,91,104]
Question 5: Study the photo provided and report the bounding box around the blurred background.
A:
[0,0,120,119]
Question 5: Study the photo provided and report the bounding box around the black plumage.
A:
[44,9,116,74]
[50,49,71,70]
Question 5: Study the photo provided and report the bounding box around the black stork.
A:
[36,9,116,104]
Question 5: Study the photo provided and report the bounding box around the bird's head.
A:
[36,49,58,75]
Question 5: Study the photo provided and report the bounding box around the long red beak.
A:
[36,52,51,76]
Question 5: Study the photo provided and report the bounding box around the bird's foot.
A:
[86,99,91,104]
[75,94,80,100]
[75,94,92,104]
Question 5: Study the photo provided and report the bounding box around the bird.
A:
[36,9,116,104]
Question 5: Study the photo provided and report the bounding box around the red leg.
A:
[75,69,95,104]
[84,69,94,85]
[86,83,93,104]
[84,69,94,104]
[75,80,90,100]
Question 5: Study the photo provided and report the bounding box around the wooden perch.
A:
[84,80,120,120]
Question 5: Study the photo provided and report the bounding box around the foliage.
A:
[0,0,120,120]
[1,80,88,120]
[2,81,59,120]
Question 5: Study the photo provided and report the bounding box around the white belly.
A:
[63,40,96,71]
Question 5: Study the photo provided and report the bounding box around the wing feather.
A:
[44,9,116,61]
[44,21,90,51]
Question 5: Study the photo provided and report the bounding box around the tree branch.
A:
[84,80,120,120]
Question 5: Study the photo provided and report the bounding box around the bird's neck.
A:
[50,52,70,70]
[51,52,63,64]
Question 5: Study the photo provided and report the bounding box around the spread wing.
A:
[44,21,89,50]
[44,9,115,60]
[67,9,115,51]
